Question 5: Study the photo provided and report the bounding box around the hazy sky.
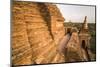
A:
[56,4,95,23]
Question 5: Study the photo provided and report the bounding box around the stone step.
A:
[12,34,29,49]
[31,39,53,51]
[12,43,30,56]
[51,53,60,63]
[12,48,32,65]
[36,48,57,64]
[51,52,65,63]
[34,42,57,64]
[28,32,52,44]
[28,34,52,42]
[33,41,54,55]
[44,46,57,63]
[25,16,45,23]
[27,28,50,36]
[32,41,55,61]
[13,14,24,21]
[26,22,47,29]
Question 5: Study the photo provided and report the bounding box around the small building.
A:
[64,21,78,35]
[79,16,91,49]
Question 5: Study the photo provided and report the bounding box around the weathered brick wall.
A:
[65,32,88,62]
[12,1,65,65]
[12,2,33,65]
[12,1,91,65]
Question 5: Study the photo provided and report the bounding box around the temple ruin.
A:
[12,1,92,65]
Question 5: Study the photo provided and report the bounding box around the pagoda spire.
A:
[83,16,88,30]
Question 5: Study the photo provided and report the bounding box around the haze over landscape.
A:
[56,4,95,23]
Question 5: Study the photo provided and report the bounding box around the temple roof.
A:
[80,16,89,34]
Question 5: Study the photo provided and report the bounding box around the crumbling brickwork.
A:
[12,1,65,65]
[12,1,92,66]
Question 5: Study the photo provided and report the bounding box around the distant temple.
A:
[64,16,91,50]
[79,16,91,49]
[79,16,91,60]
[80,16,89,33]
[64,16,91,61]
